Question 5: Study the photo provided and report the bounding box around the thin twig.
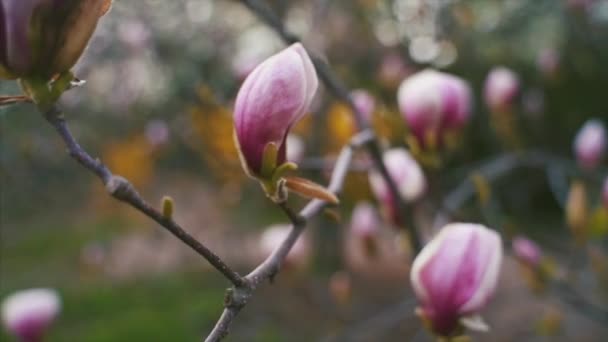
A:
[433,150,605,230]
[435,149,608,323]
[233,0,422,253]
[42,105,246,288]
[205,130,375,342]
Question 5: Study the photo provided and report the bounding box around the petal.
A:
[411,223,502,316]
[3,0,36,75]
[234,46,310,174]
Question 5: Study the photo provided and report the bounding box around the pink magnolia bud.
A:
[350,202,380,239]
[259,224,310,268]
[144,119,170,148]
[369,148,426,203]
[1,288,61,342]
[441,75,473,131]
[483,66,520,113]
[350,89,375,124]
[512,236,542,268]
[378,52,410,88]
[411,223,503,337]
[574,119,606,170]
[0,0,111,79]
[369,148,425,225]
[233,43,318,177]
[350,202,381,258]
[537,49,560,78]
[397,69,472,147]
[286,134,305,164]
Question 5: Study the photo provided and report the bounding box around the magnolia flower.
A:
[512,236,542,268]
[1,288,61,342]
[411,223,503,337]
[144,119,170,148]
[0,0,111,80]
[378,52,410,88]
[286,134,305,164]
[350,202,381,257]
[350,202,380,239]
[573,119,606,170]
[537,49,560,78]
[397,69,472,147]
[483,67,519,113]
[233,43,318,179]
[350,89,376,124]
[259,224,310,268]
[369,148,426,203]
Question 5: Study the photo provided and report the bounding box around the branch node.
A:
[106,175,136,201]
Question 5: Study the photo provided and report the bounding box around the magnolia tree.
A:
[1,0,608,341]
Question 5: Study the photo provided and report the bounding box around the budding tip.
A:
[161,196,174,219]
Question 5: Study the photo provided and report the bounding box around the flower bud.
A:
[350,89,375,124]
[259,224,310,269]
[537,48,560,79]
[483,66,519,113]
[286,134,305,164]
[573,119,606,170]
[234,43,318,179]
[350,202,381,257]
[512,236,542,268]
[566,181,588,244]
[369,148,426,203]
[1,288,61,342]
[0,0,111,80]
[397,69,472,148]
[411,223,503,337]
[329,271,352,305]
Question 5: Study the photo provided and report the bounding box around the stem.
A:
[42,105,246,288]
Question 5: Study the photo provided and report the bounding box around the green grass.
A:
[0,216,228,342]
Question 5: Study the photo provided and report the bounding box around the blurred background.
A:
[1,0,608,340]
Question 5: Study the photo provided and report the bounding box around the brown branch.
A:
[42,105,246,288]
[232,0,422,253]
[435,150,608,323]
[432,150,606,230]
[205,130,375,342]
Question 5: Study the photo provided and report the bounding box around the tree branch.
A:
[232,0,422,253]
[205,130,375,342]
[42,105,247,288]
[433,150,605,230]
[434,149,608,323]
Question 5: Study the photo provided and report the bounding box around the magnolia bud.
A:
[484,66,519,113]
[378,52,410,88]
[369,148,425,203]
[1,288,61,342]
[573,119,606,170]
[512,236,542,268]
[411,223,503,337]
[259,224,310,269]
[329,271,352,305]
[350,89,375,124]
[566,181,588,243]
[537,49,560,79]
[0,0,111,80]
[286,134,305,164]
[350,202,381,257]
[233,43,318,179]
[397,69,472,148]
